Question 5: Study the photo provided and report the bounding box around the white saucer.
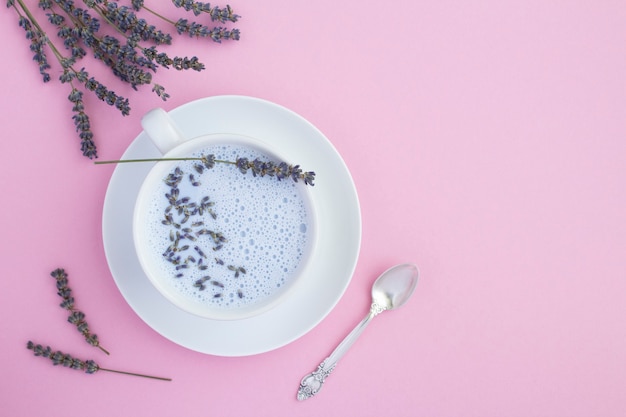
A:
[102,95,361,356]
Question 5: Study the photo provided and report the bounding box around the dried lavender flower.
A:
[201,154,216,169]
[26,341,171,381]
[50,268,109,355]
[152,83,170,101]
[227,265,246,278]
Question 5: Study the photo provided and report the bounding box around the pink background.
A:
[1,1,625,416]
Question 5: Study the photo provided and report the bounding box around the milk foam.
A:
[139,143,313,313]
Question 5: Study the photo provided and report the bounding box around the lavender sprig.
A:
[50,268,109,355]
[27,341,171,381]
[94,154,316,186]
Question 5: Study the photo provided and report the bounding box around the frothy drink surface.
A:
[138,143,313,313]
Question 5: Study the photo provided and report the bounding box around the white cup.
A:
[134,108,317,320]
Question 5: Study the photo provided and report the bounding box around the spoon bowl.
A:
[371,263,418,311]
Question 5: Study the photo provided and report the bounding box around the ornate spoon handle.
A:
[297,302,386,401]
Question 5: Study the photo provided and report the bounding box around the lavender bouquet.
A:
[8,0,240,159]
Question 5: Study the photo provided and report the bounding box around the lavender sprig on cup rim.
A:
[26,341,171,381]
[50,268,109,355]
[95,154,316,186]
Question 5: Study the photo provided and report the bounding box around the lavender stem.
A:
[98,367,172,381]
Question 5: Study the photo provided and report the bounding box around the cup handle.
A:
[141,108,187,155]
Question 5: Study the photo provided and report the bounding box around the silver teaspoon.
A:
[297,263,419,401]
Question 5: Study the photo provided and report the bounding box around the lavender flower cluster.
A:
[8,0,240,159]
[235,157,317,186]
[27,341,100,373]
[51,268,109,354]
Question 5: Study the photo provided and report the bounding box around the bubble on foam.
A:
[139,143,313,312]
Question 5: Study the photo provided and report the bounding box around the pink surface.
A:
[1,1,625,416]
